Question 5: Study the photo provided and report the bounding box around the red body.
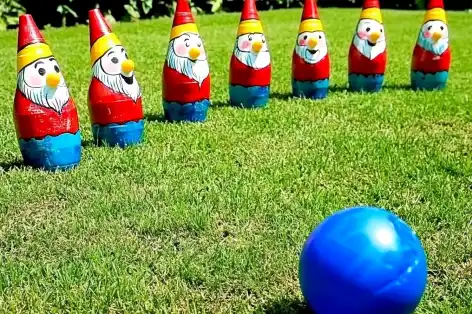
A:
[162,63,210,104]
[412,44,451,73]
[348,44,387,75]
[292,52,330,81]
[14,89,79,140]
[229,55,271,87]
[88,77,144,125]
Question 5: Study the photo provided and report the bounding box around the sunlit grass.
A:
[0,8,471,313]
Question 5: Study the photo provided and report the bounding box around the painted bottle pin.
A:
[88,9,144,148]
[348,0,387,93]
[229,0,271,108]
[14,14,81,170]
[411,0,451,91]
[292,0,330,100]
[162,0,211,122]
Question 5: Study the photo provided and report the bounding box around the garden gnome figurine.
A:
[88,9,144,148]
[162,0,211,122]
[292,0,330,99]
[348,0,387,92]
[229,0,271,108]
[411,0,450,90]
[14,14,81,170]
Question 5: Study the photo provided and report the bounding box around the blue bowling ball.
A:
[299,206,428,314]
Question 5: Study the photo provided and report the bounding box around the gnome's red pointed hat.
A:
[299,0,323,33]
[89,9,122,65]
[424,0,446,23]
[359,0,383,23]
[17,14,53,73]
[170,0,199,40]
[237,0,263,36]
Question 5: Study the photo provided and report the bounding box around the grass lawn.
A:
[0,7,471,313]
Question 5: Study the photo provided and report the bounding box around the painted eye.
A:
[197,42,202,47]
[366,27,371,32]
[111,57,119,64]
[440,26,444,31]
[185,41,190,47]
[428,26,432,31]
[262,38,266,43]
[38,68,46,76]
[125,53,129,59]
[319,35,322,39]
[380,29,383,33]
[54,65,60,73]
[303,35,308,40]
[248,35,253,41]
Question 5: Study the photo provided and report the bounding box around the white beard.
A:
[18,70,70,114]
[418,32,448,56]
[353,35,386,60]
[166,44,209,87]
[295,45,326,64]
[234,48,271,70]
[93,61,141,103]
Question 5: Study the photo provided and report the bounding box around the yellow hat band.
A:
[424,8,447,23]
[299,19,323,33]
[237,19,263,36]
[90,33,121,65]
[170,23,199,40]
[360,8,383,23]
[17,43,53,73]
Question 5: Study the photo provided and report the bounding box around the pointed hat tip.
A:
[173,0,195,26]
[427,0,445,10]
[301,0,320,20]
[17,14,45,51]
[88,8,113,46]
[240,0,259,21]
[363,0,380,9]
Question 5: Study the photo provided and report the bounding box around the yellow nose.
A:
[121,59,135,74]
[252,41,263,53]
[307,38,318,49]
[369,32,381,43]
[189,47,200,60]
[46,72,61,88]
[432,32,442,43]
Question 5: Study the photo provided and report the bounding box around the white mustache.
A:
[234,48,271,70]
[93,61,141,103]
[295,45,326,64]
[18,70,70,113]
[167,42,210,86]
[353,35,386,60]
[418,33,448,56]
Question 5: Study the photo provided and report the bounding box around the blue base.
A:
[292,79,329,100]
[19,131,81,171]
[411,71,448,91]
[349,74,384,93]
[229,85,270,108]
[163,99,210,122]
[92,120,144,148]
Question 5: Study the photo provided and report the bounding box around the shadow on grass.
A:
[271,86,352,99]
[144,113,209,124]
[211,100,231,109]
[81,138,99,148]
[270,92,293,101]
[0,159,26,172]
[144,113,167,123]
[383,83,412,91]
[261,298,312,314]
[329,84,349,93]
[326,84,412,94]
